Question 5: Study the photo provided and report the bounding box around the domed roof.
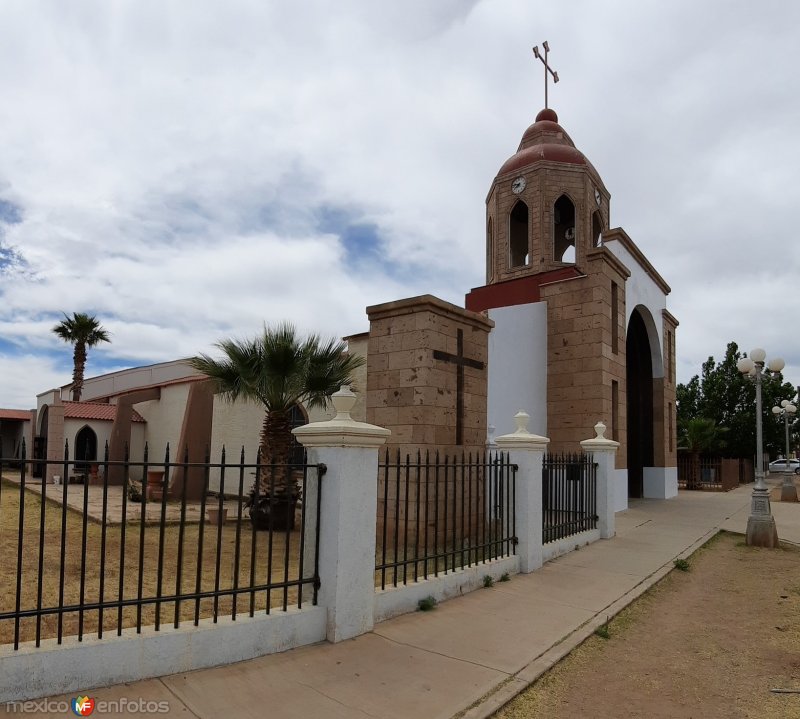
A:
[497,108,590,177]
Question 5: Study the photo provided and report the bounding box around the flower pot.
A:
[207,507,228,526]
[146,470,166,501]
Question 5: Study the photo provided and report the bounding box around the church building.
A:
[465,106,678,509]
[10,67,679,512]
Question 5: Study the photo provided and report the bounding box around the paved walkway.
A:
[10,481,800,719]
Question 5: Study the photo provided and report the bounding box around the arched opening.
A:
[626,309,654,498]
[509,201,529,268]
[592,210,603,247]
[288,404,308,467]
[553,195,576,263]
[75,425,98,472]
[486,217,494,282]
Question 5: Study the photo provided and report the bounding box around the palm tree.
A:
[190,322,365,527]
[52,312,111,401]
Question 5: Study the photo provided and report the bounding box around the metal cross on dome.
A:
[533,42,559,109]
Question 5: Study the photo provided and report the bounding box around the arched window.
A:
[75,425,98,472]
[553,195,576,263]
[509,201,529,268]
[592,210,603,247]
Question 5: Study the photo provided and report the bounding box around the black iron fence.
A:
[677,453,751,491]
[376,450,517,590]
[0,440,323,650]
[542,453,597,544]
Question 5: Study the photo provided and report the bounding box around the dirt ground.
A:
[495,531,800,719]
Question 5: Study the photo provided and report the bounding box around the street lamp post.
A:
[771,399,799,503]
[736,348,782,548]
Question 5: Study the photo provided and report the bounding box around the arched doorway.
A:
[626,309,654,498]
[33,405,49,478]
[75,425,98,472]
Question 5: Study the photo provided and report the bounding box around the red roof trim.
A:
[465,267,583,313]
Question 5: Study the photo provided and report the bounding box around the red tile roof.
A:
[63,402,146,423]
[0,408,33,421]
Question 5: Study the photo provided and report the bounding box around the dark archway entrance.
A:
[75,425,98,472]
[33,405,49,478]
[626,309,654,498]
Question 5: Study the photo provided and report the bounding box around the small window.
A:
[668,402,674,452]
[667,331,674,384]
[611,381,619,441]
[611,282,619,354]
[509,201,529,267]
[553,195,576,262]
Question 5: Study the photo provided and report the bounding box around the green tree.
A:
[190,322,365,509]
[52,312,111,401]
[681,418,728,489]
[676,341,796,459]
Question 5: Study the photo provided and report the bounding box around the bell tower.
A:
[466,48,679,506]
[485,107,611,284]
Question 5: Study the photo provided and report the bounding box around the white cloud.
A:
[2,0,800,409]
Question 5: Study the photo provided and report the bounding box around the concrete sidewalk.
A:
[16,484,800,719]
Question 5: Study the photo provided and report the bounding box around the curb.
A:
[456,526,721,719]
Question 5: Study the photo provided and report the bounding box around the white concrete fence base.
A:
[2,392,623,702]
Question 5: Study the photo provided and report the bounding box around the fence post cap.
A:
[293,385,391,448]
[580,421,620,451]
[495,410,549,450]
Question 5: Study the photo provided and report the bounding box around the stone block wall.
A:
[540,247,629,458]
[365,294,493,457]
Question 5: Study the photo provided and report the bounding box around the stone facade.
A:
[540,246,629,456]
[365,295,493,457]
[467,106,678,503]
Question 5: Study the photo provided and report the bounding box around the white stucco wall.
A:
[604,239,666,378]
[64,419,111,461]
[135,384,191,460]
[210,397,263,463]
[486,302,548,438]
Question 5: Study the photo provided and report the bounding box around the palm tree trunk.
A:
[259,409,294,496]
[72,341,87,401]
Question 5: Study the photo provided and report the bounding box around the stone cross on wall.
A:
[366,295,493,455]
[433,329,485,445]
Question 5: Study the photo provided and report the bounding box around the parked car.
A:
[768,458,800,474]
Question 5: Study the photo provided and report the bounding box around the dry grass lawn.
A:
[0,479,310,647]
[495,531,800,719]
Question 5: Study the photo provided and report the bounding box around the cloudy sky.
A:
[1,0,799,409]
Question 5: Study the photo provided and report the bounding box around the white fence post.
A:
[580,421,619,539]
[495,410,549,573]
[293,386,390,643]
